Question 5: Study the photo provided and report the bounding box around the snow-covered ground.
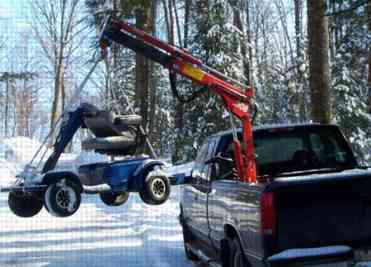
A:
[0,187,193,267]
[0,137,195,267]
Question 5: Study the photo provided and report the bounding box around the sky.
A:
[0,0,34,69]
[0,0,30,31]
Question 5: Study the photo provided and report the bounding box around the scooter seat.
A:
[114,114,142,126]
[82,134,136,151]
[84,112,142,138]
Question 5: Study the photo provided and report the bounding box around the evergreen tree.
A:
[178,0,246,160]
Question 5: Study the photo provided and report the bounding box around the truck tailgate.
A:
[266,170,371,252]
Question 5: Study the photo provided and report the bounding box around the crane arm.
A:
[100,17,257,183]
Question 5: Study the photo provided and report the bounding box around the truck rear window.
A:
[255,135,304,165]
[220,126,357,178]
[253,127,356,176]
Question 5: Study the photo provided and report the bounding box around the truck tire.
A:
[139,175,170,205]
[226,238,249,267]
[8,192,43,218]
[100,192,129,206]
[44,179,81,217]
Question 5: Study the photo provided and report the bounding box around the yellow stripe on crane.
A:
[182,64,205,82]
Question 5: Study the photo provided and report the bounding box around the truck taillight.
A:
[261,192,276,238]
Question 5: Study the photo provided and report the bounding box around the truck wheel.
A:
[44,179,81,217]
[8,192,43,218]
[227,238,249,267]
[139,175,170,205]
[100,192,129,206]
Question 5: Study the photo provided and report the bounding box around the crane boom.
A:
[100,17,257,183]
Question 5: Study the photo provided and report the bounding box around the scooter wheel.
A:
[8,192,43,218]
[100,192,129,206]
[44,179,81,217]
[139,175,170,205]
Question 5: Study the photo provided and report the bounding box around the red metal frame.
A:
[105,18,257,183]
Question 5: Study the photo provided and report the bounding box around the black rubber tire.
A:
[100,192,129,206]
[181,219,199,261]
[8,192,43,218]
[139,175,170,205]
[44,179,81,217]
[138,189,154,205]
[226,238,249,267]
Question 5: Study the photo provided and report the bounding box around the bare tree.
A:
[307,0,331,123]
[14,72,39,137]
[0,72,13,137]
[30,0,84,139]
[0,72,37,137]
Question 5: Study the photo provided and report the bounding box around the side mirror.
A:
[206,155,237,181]
[190,170,201,185]
[210,163,220,180]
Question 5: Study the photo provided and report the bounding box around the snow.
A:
[0,159,17,186]
[166,162,194,176]
[0,137,78,173]
[0,189,193,267]
[2,137,42,162]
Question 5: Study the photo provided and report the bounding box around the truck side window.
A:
[206,140,217,162]
[195,144,208,165]
[192,143,208,185]
[192,140,218,189]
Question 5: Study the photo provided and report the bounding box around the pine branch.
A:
[326,0,371,16]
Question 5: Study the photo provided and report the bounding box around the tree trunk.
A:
[148,0,158,137]
[16,79,28,137]
[328,0,336,60]
[367,1,371,114]
[294,0,302,59]
[294,0,307,121]
[245,0,252,85]
[307,0,331,123]
[171,0,191,162]
[50,60,63,134]
[232,0,248,84]
[4,77,9,137]
[134,3,154,131]
[50,0,68,133]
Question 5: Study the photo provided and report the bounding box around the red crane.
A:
[99,16,257,183]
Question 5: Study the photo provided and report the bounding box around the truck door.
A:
[208,136,251,245]
[188,140,217,241]
[183,143,208,235]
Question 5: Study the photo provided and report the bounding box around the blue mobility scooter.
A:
[5,103,172,218]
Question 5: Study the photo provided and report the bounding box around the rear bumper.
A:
[266,246,353,267]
